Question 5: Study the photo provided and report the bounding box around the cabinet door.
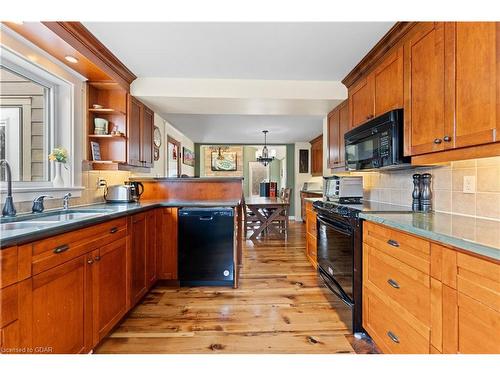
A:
[130,213,147,305]
[141,106,154,167]
[157,208,178,280]
[146,209,157,287]
[18,255,93,354]
[405,22,448,155]
[327,108,340,168]
[453,22,499,148]
[373,46,404,116]
[128,96,142,167]
[92,237,127,344]
[338,100,349,166]
[349,76,374,129]
[310,136,323,176]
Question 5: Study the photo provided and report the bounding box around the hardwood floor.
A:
[95,221,378,354]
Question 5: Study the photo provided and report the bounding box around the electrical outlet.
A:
[463,176,476,194]
[97,178,107,188]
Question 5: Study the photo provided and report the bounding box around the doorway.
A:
[166,136,181,177]
[248,161,269,197]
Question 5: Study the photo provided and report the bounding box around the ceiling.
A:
[84,22,394,80]
[83,22,394,143]
[162,114,323,143]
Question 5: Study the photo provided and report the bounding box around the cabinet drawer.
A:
[365,244,431,325]
[363,221,430,274]
[456,252,500,312]
[457,292,500,354]
[364,288,430,354]
[32,217,126,275]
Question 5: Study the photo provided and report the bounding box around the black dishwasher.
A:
[178,207,235,286]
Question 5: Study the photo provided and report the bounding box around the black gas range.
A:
[312,199,411,334]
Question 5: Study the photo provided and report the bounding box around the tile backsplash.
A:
[359,156,500,220]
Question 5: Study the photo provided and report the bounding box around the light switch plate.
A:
[463,176,476,194]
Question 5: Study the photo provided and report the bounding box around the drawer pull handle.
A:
[387,239,399,247]
[53,244,69,254]
[387,279,400,289]
[387,331,400,344]
[110,227,118,234]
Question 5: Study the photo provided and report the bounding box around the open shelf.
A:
[88,81,126,91]
[88,108,126,116]
[88,134,127,139]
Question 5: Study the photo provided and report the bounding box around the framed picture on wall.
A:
[211,151,237,171]
[299,149,309,173]
[90,141,101,161]
[182,147,195,166]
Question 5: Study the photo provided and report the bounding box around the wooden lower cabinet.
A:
[0,207,178,354]
[300,192,322,222]
[363,221,500,354]
[304,201,317,268]
[157,207,178,280]
[92,237,128,344]
[129,212,147,306]
[18,255,93,354]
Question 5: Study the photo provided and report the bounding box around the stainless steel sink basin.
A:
[1,222,50,230]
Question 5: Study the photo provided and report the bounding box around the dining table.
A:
[244,196,289,240]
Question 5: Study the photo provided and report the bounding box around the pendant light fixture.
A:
[257,130,275,166]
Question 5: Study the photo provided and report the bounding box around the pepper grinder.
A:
[412,173,422,211]
[421,173,432,212]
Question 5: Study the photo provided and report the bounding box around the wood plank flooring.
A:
[95,221,378,354]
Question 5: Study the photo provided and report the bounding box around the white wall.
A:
[131,114,195,177]
[164,119,195,177]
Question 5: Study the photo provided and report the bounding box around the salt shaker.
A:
[421,173,432,212]
[412,174,421,211]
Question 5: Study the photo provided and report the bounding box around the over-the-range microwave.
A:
[344,109,410,171]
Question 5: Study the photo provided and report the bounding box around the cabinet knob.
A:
[94,255,101,262]
[443,135,452,142]
[87,258,94,265]
[434,138,442,144]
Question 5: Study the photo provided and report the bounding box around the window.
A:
[0,66,51,181]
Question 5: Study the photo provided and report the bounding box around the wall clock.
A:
[153,126,161,161]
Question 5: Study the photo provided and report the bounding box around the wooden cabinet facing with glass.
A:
[327,99,349,168]
[310,135,323,176]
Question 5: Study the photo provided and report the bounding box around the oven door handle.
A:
[318,268,354,308]
[317,215,352,235]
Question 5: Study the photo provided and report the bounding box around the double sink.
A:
[0,208,115,231]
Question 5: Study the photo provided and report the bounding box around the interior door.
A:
[405,22,448,155]
[453,22,499,148]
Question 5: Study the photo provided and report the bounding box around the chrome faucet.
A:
[32,195,53,213]
[62,192,72,210]
[0,159,16,217]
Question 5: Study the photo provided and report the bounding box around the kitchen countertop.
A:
[360,211,500,261]
[305,197,499,261]
[0,199,241,249]
[301,190,323,194]
[129,177,244,182]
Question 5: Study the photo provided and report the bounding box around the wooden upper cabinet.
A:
[142,106,154,168]
[405,22,448,156]
[373,46,404,117]
[310,135,323,176]
[349,76,374,129]
[128,96,142,167]
[327,100,349,169]
[18,255,93,354]
[92,237,128,345]
[453,22,499,148]
[338,101,349,166]
[127,96,155,168]
[327,109,340,168]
